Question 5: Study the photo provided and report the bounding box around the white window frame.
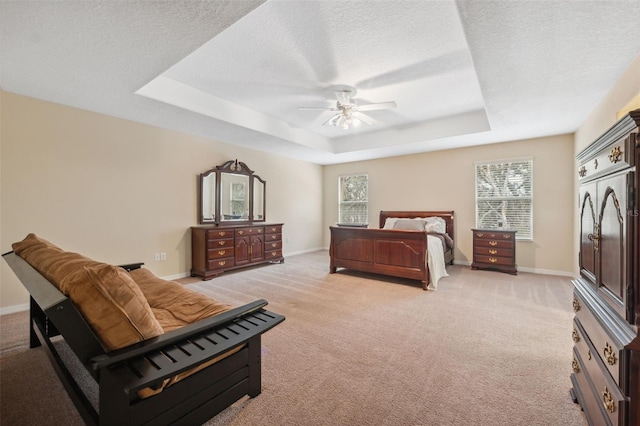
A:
[338,173,368,225]
[474,157,533,240]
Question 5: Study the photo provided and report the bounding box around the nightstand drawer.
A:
[473,231,515,241]
[473,244,513,255]
[474,239,514,249]
[473,254,514,266]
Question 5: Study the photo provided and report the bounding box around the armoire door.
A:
[579,181,598,286]
[597,171,633,321]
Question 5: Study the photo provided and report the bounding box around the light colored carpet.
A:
[0,250,587,425]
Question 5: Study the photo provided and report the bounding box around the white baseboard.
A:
[0,303,29,315]
[453,260,574,277]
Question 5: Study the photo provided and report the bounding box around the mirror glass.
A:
[220,172,250,221]
[253,178,265,221]
[201,172,216,222]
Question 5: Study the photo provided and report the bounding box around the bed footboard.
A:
[329,226,429,289]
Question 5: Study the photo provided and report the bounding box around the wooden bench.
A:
[3,251,285,425]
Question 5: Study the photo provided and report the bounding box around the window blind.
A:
[475,158,533,240]
[338,174,368,224]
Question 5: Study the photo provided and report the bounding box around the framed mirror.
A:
[198,160,266,224]
[253,177,265,221]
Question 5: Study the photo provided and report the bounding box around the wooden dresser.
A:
[471,229,517,275]
[191,223,284,280]
[570,110,639,426]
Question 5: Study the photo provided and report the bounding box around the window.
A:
[338,174,368,224]
[475,158,533,240]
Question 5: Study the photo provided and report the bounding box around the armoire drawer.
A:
[572,347,609,426]
[573,291,625,385]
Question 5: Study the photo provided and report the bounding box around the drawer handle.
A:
[489,241,498,246]
[238,230,244,235]
[587,350,592,360]
[578,165,587,177]
[218,250,226,256]
[603,342,617,366]
[602,386,616,413]
[489,249,498,255]
[572,358,580,374]
[271,243,277,248]
[572,329,580,343]
[218,261,226,266]
[271,227,277,232]
[218,231,226,237]
[502,234,511,239]
[572,298,580,312]
[271,252,278,257]
[488,257,498,263]
[608,146,622,164]
[218,241,226,246]
[477,232,484,237]
[258,229,263,233]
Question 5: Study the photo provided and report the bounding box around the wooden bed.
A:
[329,211,454,290]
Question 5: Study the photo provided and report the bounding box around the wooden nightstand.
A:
[471,229,517,275]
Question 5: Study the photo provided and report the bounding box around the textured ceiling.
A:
[2,0,640,165]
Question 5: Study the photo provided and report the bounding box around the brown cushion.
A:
[65,264,165,350]
[12,234,164,351]
[128,268,231,332]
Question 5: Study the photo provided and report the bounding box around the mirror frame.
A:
[198,159,266,225]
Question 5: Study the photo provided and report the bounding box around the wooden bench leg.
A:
[247,335,262,398]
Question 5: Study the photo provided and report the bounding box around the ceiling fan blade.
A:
[298,106,338,111]
[353,111,376,126]
[356,101,397,112]
[334,90,353,106]
[322,113,342,126]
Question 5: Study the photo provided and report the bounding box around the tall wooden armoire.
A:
[570,109,639,425]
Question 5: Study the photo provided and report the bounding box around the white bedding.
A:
[426,234,449,290]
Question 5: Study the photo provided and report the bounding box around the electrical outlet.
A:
[160,252,167,261]
[154,253,160,261]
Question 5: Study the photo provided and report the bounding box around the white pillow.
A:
[424,216,446,234]
[383,218,399,229]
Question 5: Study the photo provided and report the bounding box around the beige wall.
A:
[575,54,640,153]
[572,53,640,273]
[0,91,324,311]
[323,134,575,275]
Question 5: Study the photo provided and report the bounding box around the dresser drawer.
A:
[266,233,281,242]
[207,247,234,260]
[207,238,234,249]
[266,240,282,250]
[208,258,234,270]
[235,226,264,237]
[207,229,234,239]
[573,291,625,385]
[265,249,283,260]
[265,225,282,234]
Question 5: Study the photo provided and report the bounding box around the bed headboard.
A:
[379,211,455,241]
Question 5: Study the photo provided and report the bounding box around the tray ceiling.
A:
[2,1,640,164]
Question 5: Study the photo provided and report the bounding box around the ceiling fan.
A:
[298,86,397,130]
